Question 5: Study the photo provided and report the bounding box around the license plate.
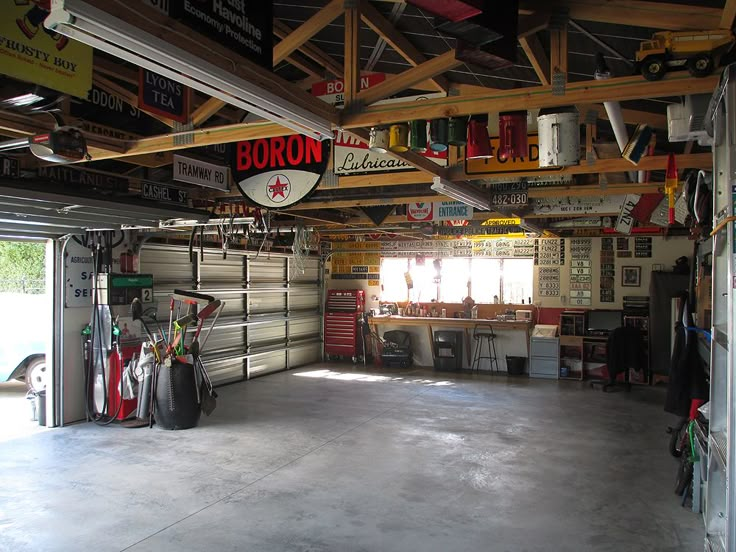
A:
[491,192,528,206]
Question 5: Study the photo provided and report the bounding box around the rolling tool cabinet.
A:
[324,290,365,361]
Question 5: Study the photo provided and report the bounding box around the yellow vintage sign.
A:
[1,1,92,98]
[481,217,521,226]
[465,134,562,175]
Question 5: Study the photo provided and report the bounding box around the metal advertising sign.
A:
[0,0,92,98]
[230,135,330,209]
[0,156,20,178]
[141,182,189,205]
[38,166,129,194]
[465,135,562,175]
[138,69,189,123]
[333,130,447,175]
[406,201,473,222]
[168,0,273,69]
[174,155,229,191]
[71,86,165,136]
[615,194,641,235]
[532,195,627,216]
[312,73,387,106]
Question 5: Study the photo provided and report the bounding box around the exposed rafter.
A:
[344,4,361,108]
[721,0,736,29]
[273,19,344,78]
[359,0,449,93]
[519,35,550,86]
[519,0,720,30]
[272,0,344,66]
[356,50,461,106]
[342,73,719,128]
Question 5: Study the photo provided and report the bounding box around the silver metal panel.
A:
[248,321,286,348]
[199,256,243,285]
[291,258,320,283]
[249,292,287,315]
[289,317,321,340]
[248,351,286,377]
[200,355,245,385]
[249,257,287,282]
[288,343,322,368]
[290,286,320,310]
[141,242,320,383]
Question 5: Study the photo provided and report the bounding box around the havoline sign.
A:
[168,0,272,69]
[231,135,330,209]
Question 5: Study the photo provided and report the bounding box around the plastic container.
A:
[36,390,46,426]
[506,356,526,376]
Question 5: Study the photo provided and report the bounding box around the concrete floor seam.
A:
[118,383,432,551]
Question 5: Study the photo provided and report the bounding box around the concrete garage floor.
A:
[0,381,46,442]
[1,363,702,551]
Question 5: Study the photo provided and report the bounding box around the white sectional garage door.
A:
[140,243,322,385]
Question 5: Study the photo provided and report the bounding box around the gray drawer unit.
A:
[530,336,559,379]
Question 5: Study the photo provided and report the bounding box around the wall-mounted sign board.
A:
[465,135,563,175]
[231,135,330,209]
[1,2,92,98]
[406,201,473,222]
[174,155,229,191]
[139,69,189,123]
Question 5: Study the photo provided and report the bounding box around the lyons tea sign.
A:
[231,135,330,209]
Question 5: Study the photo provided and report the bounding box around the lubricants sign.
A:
[231,135,330,209]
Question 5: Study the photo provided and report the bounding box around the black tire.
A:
[674,458,693,496]
[400,360,409,368]
[668,417,688,458]
[641,57,666,81]
[687,54,713,78]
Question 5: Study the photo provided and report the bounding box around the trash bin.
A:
[36,390,46,426]
[506,356,526,376]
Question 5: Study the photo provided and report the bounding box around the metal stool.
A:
[471,324,498,372]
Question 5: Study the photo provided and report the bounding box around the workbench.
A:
[369,316,532,370]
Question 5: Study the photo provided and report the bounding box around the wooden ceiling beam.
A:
[272,0,345,66]
[191,98,226,127]
[519,35,550,86]
[721,0,736,29]
[91,1,338,123]
[342,73,719,128]
[359,0,449,93]
[451,152,712,180]
[520,0,721,30]
[356,50,462,106]
[344,4,361,108]
[576,104,667,129]
[274,19,344,78]
[287,194,457,211]
[550,22,568,90]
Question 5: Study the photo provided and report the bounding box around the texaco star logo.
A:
[266,174,290,203]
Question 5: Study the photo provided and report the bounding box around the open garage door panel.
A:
[0,181,208,240]
[140,244,322,385]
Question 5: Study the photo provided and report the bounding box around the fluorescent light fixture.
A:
[2,93,45,107]
[45,1,333,141]
[431,177,490,211]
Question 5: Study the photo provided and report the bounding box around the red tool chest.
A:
[324,290,365,360]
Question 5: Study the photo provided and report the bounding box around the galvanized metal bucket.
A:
[537,107,580,167]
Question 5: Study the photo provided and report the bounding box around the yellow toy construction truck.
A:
[635,30,735,81]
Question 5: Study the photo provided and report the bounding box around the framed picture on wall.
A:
[622,266,641,287]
